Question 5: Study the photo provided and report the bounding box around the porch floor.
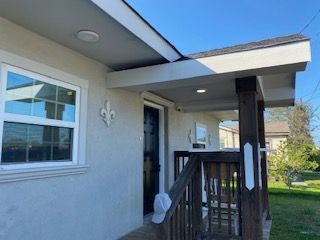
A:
[119,221,161,240]
[119,218,272,240]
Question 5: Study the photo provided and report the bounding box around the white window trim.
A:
[0,51,89,182]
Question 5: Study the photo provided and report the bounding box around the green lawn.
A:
[269,172,320,240]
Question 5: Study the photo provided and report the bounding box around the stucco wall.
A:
[0,17,219,240]
[219,128,240,149]
[167,110,220,187]
[266,136,287,153]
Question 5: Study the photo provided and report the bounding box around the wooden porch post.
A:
[236,76,263,240]
[258,101,271,221]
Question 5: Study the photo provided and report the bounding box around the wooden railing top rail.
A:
[175,151,240,163]
[191,151,240,163]
[162,156,197,224]
[174,151,190,158]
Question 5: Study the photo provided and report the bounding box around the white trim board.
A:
[0,165,88,183]
[106,41,310,90]
[141,92,174,107]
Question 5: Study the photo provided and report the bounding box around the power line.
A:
[298,10,320,101]
[300,8,320,33]
[306,78,320,102]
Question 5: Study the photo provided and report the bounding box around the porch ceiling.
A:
[107,35,311,113]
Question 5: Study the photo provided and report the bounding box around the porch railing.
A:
[160,151,242,239]
[160,153,202,240]
[201,152,242,238]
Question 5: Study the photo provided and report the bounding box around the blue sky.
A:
[127,0,320,144]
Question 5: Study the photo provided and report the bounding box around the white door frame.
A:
[143,100,165,193]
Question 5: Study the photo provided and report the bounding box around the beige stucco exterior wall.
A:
[219,127,239,149]
[219,126,287,154]
[167,110,220,187]
[0,17,220,240]
[266,135,287,153]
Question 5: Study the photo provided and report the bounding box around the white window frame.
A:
[0,54,89,186]
[0,49,88,183]
[0,64,82,172]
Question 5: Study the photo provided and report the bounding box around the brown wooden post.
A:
[236,76,263,240]
[258,101,271,221]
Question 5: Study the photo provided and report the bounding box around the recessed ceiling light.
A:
[76,30,100,43]
[196,89,207,93]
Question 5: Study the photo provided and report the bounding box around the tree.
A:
[269,141,319,188]
[266,101,313,144]
[267,101,320,187]
[287,101,313,146]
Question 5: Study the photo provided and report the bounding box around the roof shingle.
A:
[182,34,308,60]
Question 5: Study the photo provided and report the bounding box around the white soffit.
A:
[91,0,181,62]
[105,38,310,112]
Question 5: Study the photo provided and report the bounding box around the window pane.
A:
[32,100,56,119]
[2,122,28,163]
[5,97,32,115]
[5,71,76,122]
[1,122,73,164]
[28,144,51,162]
[6,72,34,115]
[34,81,57,101]
[53,144,72,160]
[58,87,75,105]
[7,72,33,95]
[56,104,75,122]
[28,124,53,143]
[53,127,72,144]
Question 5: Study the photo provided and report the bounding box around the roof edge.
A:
[91,0,183,62]
[122,1,183,58]
[183,34,310,60]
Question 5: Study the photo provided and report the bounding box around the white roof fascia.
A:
[106,40,311,90]
[91,0,181,62]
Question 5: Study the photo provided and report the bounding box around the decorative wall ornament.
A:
[244,142,254,191]
[188,129,193,144]
[195,123,207,144]
[100,100,115,127]
[208,133,213,146]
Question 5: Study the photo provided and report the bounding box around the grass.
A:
[269,172,320,240]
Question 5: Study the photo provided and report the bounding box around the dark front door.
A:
[144,106,160,215]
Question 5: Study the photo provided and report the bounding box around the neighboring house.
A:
[220,122,289,154]
[265,122,290,154]
[0,1,310,240]
[219,125,240,149]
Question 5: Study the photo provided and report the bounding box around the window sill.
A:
[0,164,89,183]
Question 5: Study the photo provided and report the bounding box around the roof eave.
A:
[91,0,182,62]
